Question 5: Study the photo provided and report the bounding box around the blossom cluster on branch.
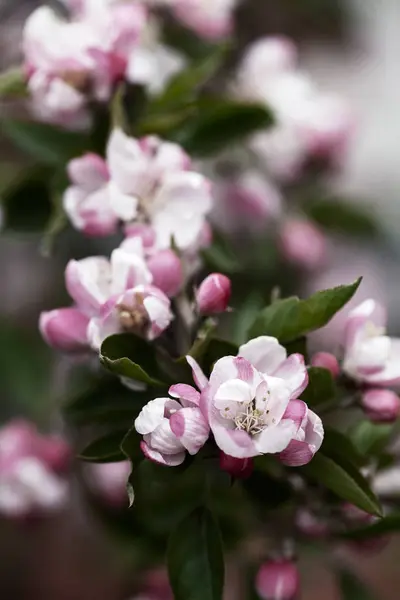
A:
[0,1,399,599]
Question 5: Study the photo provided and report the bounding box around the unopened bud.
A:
[279,219,327,271]
[311,352,340,379]
[196,273,231,315]
[361,389,400,423]
[39,308,89,352]
[219,451,253,479]
[147,249,184,298]
[256,560,300,600]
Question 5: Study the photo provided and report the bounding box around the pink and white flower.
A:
[279,219,327,271]
[135,380,210,466]
[0,421,70,519]
[85,460,131,508]
[40,240,173,351]
[278,400,324,466]
[106,129,213,250]
[197,336,320,459]
[64,153,117,236]
[255,559,300,600]
[23,2,146,124]
[237,36,352,180]
[171,0,237,40]
[343,299,400,386]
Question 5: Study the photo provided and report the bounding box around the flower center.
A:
[117,297,148,334]
[233,397,275,435]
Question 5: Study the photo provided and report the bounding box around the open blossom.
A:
[135,378,210,466]
[278,400,324,466]
[343,299,400,386]
[0,421,70,519]
[23,2,146,124]
[196,336,323,459]
[107,129,213,250]
[64,129,213,250]
[237,36,351,180]
[40,241,173,351]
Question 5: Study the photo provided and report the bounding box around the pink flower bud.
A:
[311,352,340,379]
[38,437,72,474]
[361,389,400,423]
[39,308,89,352]
[256,560,300,600]
[147,250,184,298]
[279,219,327,271]
[219,451,253,479]
[124,224,156,249]
[196,273,231,315]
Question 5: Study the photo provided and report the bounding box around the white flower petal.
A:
[135,398,169,435]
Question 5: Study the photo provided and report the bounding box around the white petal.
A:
[253,420,297,454]
[214,379,253,419]
[108,181,139,221]
[239,336,287,374]
[135,398,169,435]
[273,354,308,398]
[145,419,185,454]
[110,248,152,294]
[209,356,242,395]
[169,407,209,455]
[363,338,400,386]
[65,257,111,315]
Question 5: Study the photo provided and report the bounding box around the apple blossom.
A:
[40,240,173,351]
[197,336,322,459]
[361,389,400,423]
[237,36,351,180]
[311,352,340,379]
[135,380,209,466]
[147,250,184,298]
[106,129,213,250]
[196,273,232,315]
[279,219,327,271]
[64,153,118,236]
[85,461,131,508]
[219,451,253,479]
[278,400,324,467]
[170,0,237,40]
[0,421,70,519]
[255,559,300,600]
[343,299,400,386]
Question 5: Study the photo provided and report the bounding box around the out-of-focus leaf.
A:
[338,568,376,600]
[167,507,224,600]
[1,119,89,165]
[63,378,149,426]
[202,229,242,274]
[249,279,362,342]
[133,460,205,533]
[322,428,365,469]
[162,19,219,60]
[341,513,400,541]
[78,430,127,463]
[232,292,264,345]
[306,198,379,238]
[0,67,27,98]
[300,367,336,407]
[349,420,393,457]
[1,166,53,232]
[301,452,382,517]
[100,333,167,387]
[179,101,274,156]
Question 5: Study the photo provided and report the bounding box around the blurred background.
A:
[1,0,400,598]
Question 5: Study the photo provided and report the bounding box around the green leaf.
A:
[249,278,362,342]
[134,460,205,533]
[100,333,166,387]
[64,378,149,426]
[78,430,127,463]
[338,568,376,600]
[1,119,89,165]
[341,513,400,541]
[151,47,226,111]
[306,198,379,238]
[180,101,274,157]
[300,367,336,407]
[322,428,365,469]
[301,452,382,517]
[232,292,264,346]
[120,426,143,469]
[0,67,27,98]
[202,229,242,274]
[349,420,393,457]
[167,507,224,600]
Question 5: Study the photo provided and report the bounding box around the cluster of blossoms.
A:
[135,336,324,467]
[22,0,237,125]
[0,421,70,519]
[40,128,216,352]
